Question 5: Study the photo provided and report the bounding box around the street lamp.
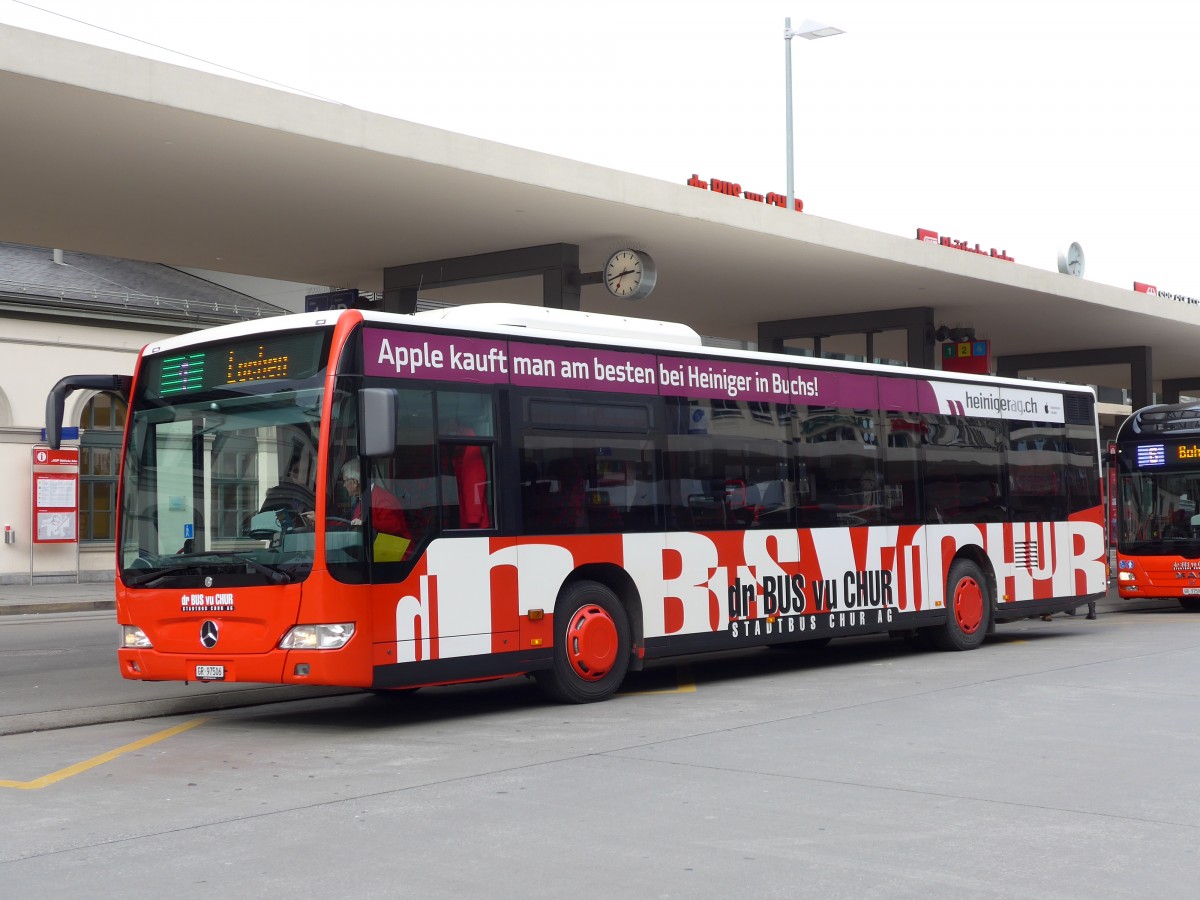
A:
[784,17,845,214]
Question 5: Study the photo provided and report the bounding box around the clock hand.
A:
[607,268,635,283]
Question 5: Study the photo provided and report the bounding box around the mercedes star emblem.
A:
[200,620,219,649]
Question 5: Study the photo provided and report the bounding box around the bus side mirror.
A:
[358,388,397,458]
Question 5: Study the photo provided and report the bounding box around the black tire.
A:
[1180,598,1200,611]
[535,581,631,703]
[924,559,991,651]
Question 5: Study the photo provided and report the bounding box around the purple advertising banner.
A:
[365,331,510,386]
[508,341,659,395]
[361,327,1018,416]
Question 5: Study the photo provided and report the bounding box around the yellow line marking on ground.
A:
[0,717,209,791]
[623,665,697,695]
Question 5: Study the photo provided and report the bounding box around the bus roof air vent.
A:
[412,303,703,348]
[1134,402,1200,434]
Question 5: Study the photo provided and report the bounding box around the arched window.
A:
[80,392,127,542]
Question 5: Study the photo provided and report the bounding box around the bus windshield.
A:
[1118,467,1200,555]
[120,329,331,588]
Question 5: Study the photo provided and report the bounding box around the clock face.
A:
[1058,242,1085,277]
[604,249,656,300]
[1069,244,1084,276]
[605,250,643,297]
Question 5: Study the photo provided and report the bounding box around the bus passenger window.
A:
[437,391,495,530]
[546,456,588,531]
[921,412,1003,526]
[439,441,493,529]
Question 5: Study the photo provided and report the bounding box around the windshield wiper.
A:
[126,551,292,586]
[234,554,293,584]
[127,563,200,587]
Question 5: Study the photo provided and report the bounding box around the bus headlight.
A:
[122,625,153,649]
[1118,571,1134,582]
[279,623,356,650]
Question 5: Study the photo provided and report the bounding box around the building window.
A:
[211,431,260,539]
[79,392,127,542]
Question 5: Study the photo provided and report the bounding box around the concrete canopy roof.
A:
[0,24,1190,393]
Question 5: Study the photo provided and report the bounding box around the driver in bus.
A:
[339,459,412,541]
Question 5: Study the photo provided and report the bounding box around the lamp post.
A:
[784,18,845,214]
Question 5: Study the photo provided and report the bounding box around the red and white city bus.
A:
[1113,401,1200,609]
[47,303,1107,702]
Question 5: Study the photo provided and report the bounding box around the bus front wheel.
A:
[924,559,991,651]
[536,581,631,704]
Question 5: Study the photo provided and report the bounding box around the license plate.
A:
[195,665,225,680]
[1183,588,1200,596]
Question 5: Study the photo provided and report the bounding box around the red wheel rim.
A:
[953,576,984,634]
[565,604,618,681]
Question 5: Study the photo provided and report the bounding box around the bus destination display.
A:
[1132,442,1200,469]
[145,331,327,398]
[158,352,206,395]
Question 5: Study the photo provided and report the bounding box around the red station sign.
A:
[940,340,991,376]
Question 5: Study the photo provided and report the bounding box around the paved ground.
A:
[5,597,1200,897]
[0,579,117,616]
[0,574,1179,737]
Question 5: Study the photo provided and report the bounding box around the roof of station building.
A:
[0,241,287,326]
[0,23,1193,392]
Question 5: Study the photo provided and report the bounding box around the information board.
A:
[32,446,79,544]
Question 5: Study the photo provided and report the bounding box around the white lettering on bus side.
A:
[770,372,819,398]
[685,364,752,398]
[376,338,445,375]
[373,338,510,376]
[388,518,1108,652]
[592,359,655,385]
[450,345,508,374]
[658,362,685,388]
[621,532,722,637]
[512,356,554,377]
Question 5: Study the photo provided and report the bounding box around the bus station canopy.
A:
[0,23,1193,395]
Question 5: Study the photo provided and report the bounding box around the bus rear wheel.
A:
[536,581,631,704]
[924,559,991,651]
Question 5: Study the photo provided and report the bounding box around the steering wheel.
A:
[273,509,316,533]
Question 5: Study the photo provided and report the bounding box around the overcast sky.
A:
[4,0,1197,296]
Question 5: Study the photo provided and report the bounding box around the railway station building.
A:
[1,24,1196,583]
